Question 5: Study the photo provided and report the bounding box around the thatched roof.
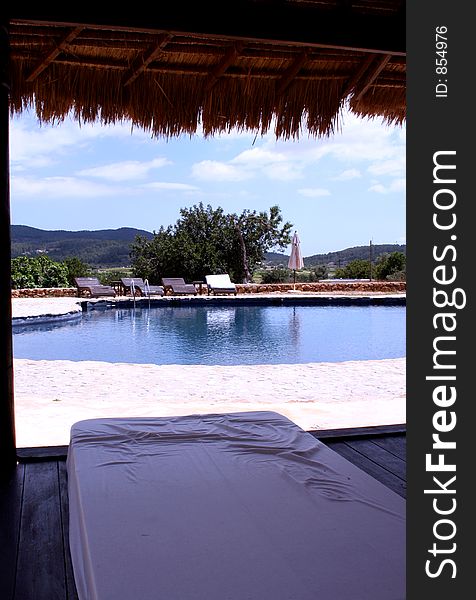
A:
[8,1,405,139]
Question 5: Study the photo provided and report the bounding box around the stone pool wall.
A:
[11,281,406,298]
[235,282,406,294]
[12,287,78,298]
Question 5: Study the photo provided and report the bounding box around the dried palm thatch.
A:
[8,3,405,139]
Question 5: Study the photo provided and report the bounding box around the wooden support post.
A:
[0,18,16,478]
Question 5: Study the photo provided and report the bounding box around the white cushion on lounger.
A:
[67,411,405,600]
[205,274,236,289]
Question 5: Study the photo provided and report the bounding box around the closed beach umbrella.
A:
[288,230,304,289]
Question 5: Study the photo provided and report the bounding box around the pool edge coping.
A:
[12,293,406,325]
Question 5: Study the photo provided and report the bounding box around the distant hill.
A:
[11,226,406,269]
[11,225,153,267]
[264,244,406,267]
[303,244,406,267]
[262,251,290,265]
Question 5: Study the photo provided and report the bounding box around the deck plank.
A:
[371,435,406,460]
[10,433,406,597]
[0,464,25,600]
[326,440,406,498]
[310,424,405,440]
[344,438,406,480]
[58,461,79,600]
[14,462,67,600]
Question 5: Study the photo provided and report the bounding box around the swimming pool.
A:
[13,304,405,365]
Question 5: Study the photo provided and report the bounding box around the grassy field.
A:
[94,266,133,285]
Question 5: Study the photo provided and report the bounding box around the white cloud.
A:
[263,163,303,181]
[266,110,406,170]
[12,176,126,199]
[297,188,331,198]
[192,160,251,182]
[192,147,303,182]
[368,183,386,194]
[231,147,287,166]
[368,178,406,194]
[11,122,76,169]
[367,157,405,178]
[202,111,401,197]
[10,113,151,173]
[233,147,303,180]
[332,168,362,181]
[309,131,402,165]
[78,157,171,181]
[143,182,199,192]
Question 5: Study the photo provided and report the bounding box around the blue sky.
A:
[10,108,405,257]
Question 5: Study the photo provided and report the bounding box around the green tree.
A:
[130,225,185,284]
[11,255,69,289]
[227,205,292,282]
[130,203,292,283]
[11,256,37,289]
[174,204,231,279]
[63,257,91,286]
[335,259,371,279]
[313,264,328,280]
[373,252,406,281]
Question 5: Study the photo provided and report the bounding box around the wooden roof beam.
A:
[25,26,83,82]
[342,53,376,98]
[353,54,392,101]
[204,42,244,92]
[123,32,172,86]
[276,51,308,96]
[47,55,359,83]
[10,2,406,56]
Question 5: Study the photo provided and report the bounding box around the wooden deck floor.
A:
[1,430,405,600]
[312,426,406,498]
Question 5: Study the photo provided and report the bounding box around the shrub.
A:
[260,268,291,284]
[11,255,69,289]
[11,256,37,289]
[294,266,328,282]
[373,252,406,281]
[63,257,91,286]
[313,265,328,280]
[386,269,406,282]
[335,259,371,279]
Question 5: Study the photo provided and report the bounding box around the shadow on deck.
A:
[1,426,405,600]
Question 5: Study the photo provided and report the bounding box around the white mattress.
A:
[67,411,405,600]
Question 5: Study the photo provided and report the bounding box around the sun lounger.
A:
[67,411,405,600]
[121,277,164,297]
[205,273,237,295]
[74,277,116,298]
[161,277,197,295]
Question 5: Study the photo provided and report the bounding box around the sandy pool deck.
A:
[12,296,83,319]
[14,357,405,447]
[12,296,406,447]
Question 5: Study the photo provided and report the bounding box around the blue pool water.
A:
[13,304,405,365]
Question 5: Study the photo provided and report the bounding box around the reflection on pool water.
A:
[13,304,405,365]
